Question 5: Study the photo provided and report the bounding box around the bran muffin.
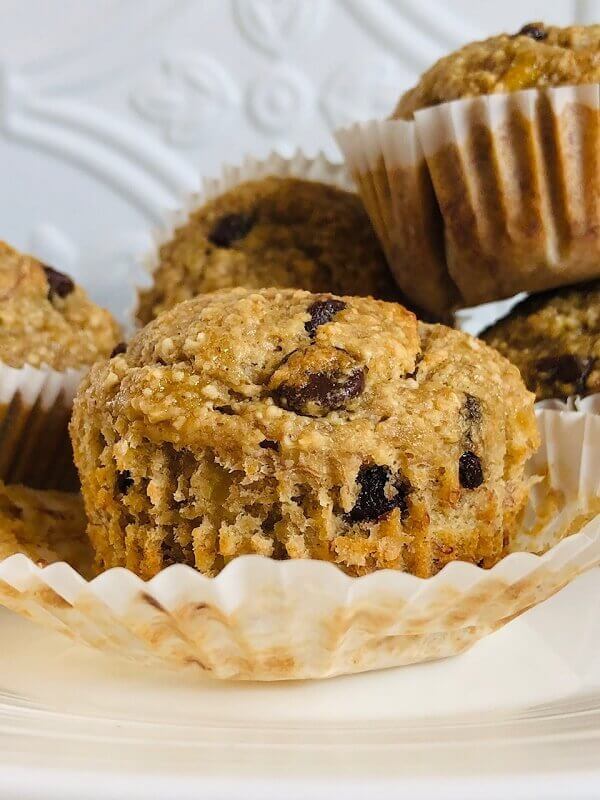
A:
[0,241,120,370]
[481,281,600,401]
[136,177,409,325]
[394,22,600,119]
[337,22,600,317]
[0,241,121,490]
[72,288,538,580]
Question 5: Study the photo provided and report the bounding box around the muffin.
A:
[72,288,538,580]
[394,23,600,119]
[136,177,410,325]
[0,481,91,573]
[0,241,121,489]
[481,280,600,401]
[336,22,600,315]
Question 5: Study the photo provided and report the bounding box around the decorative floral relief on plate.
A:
[234,0,330,55]
[131,54,240,147]
[248,63,314,134]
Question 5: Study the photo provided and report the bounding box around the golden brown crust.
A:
[394,23,600,119]
[136,177,409,325]
[73,288,538,579]
[0,242,121,370]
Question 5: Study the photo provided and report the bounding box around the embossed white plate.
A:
[1,566,600,799]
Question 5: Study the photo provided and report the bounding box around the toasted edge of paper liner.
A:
[335,83,600,314]
[0,403,598,680]
[131,149,355,326]
[0,362,84,491]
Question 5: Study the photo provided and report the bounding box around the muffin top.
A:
[74,288,537,578]
[394,22,600,119]
[136,177,407,325]
[481,281,600,401]
[0,242,121,371]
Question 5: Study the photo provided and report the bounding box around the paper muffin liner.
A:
[133,149,356,325]
[0,404,598,681]
[416,84,600,307]
[335,84,600,314]
[335,120,457,319]
[0,362,84,491]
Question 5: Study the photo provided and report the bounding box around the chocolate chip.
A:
[116,470,134,494]
[535,354,594,394]
[305,299,346,338]
[43,265,74,300]
[110,342,127,358]
[259,439,279,451]
[459,451,484,489]
[514,22,547,40]
[274,366,365,417]
[270,346,365,417]
[346,465,411,523]
[208,213,254,247]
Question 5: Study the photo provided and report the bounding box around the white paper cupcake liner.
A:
[0,404,598,681]
[133,149,356,325]
[335,119,457,319]
[336,84,600,314]
[0,362,84,490]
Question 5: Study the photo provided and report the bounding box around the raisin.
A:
[270,346,365,417]
[116,470,134,494]
[110,342,127,358]
[514,22,547,40]
[259,439,279,451]
[274,367,365,416]
[346,465,411,523]
[208,213,254,247]
[305,299,346,338]
[535,354,593,394]
[459,451,484,489]
[43,265,74,300]
[215,404,235,415]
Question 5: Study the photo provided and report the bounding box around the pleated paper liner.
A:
[133,150,355,326]
[336,83,600,315]
[335,119,457,320]
[0,362,84,491]
[0,404,598,681]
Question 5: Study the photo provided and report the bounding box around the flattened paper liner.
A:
[335,120,457,319]
[133,150,355,325]
[0,406,598,681]
[415,84,600,307]
[0,362,84,491]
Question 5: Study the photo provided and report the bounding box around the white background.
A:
[0,0,597,321]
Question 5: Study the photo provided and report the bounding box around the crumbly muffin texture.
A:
[394,22,600,119]
[0,241,121,370]
[0,481,92,574]
[136,177,407,325]
[72,288,538,580]
[482,281,600,401]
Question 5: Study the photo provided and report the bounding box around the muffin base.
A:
[0,404,597,680]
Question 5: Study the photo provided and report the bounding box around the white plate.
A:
[1,566,600,800]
